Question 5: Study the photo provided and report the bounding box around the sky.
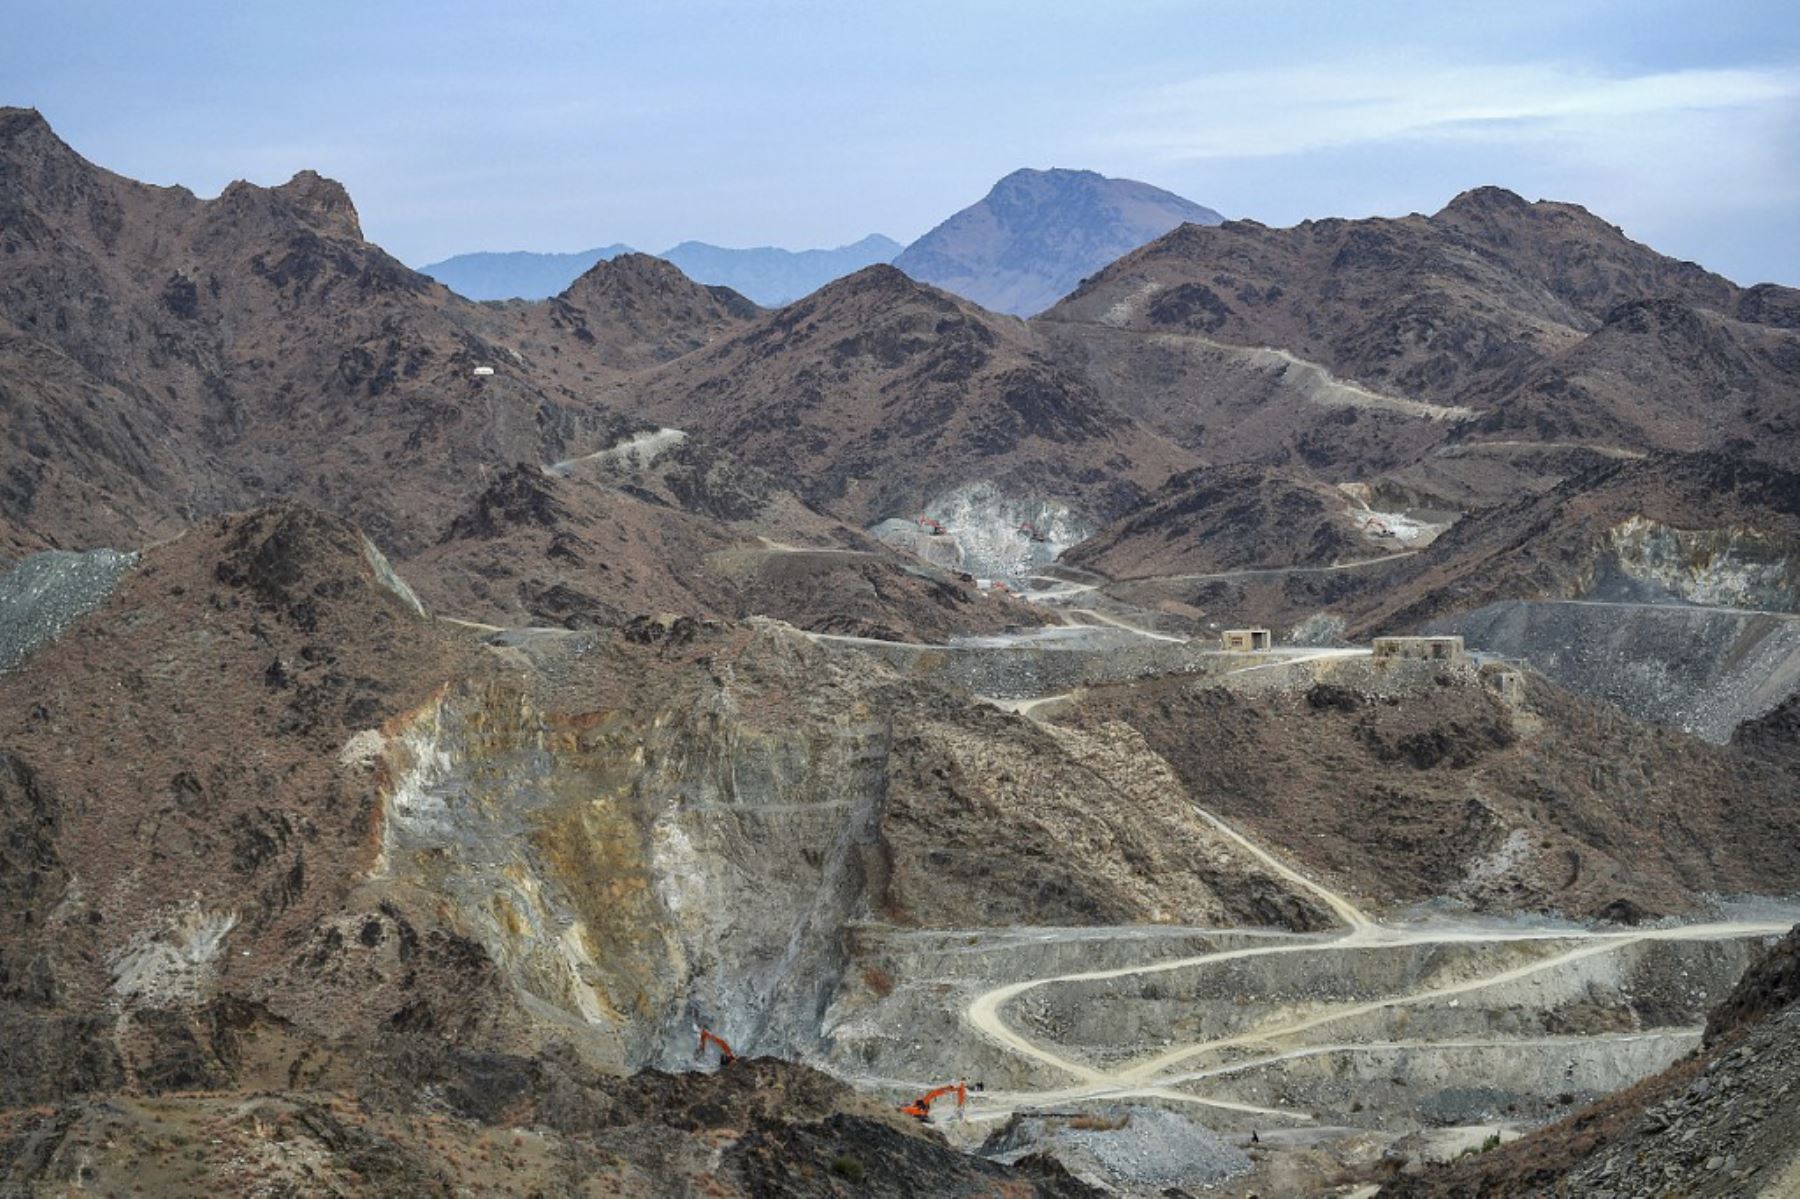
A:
[6,0,1799,283]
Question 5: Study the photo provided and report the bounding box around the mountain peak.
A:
[214,169,364,242]
[553,252,759,366]
[1437,185,1533,217]
[270,169,362,240]
[895,168,1223,315]
[0,107,97,192]
[0,106,53,143]
[993,166,1105,188]
[804,262,958,311]
[562,250,752,307]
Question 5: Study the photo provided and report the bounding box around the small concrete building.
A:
[472,366,496,377]
[1480,661,1525,701]
[1222,628,1271,652]
[1373,635,1465,664]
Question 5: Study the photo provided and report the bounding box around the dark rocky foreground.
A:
[0,1051,1101,1197]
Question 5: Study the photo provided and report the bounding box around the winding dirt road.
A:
[958,778,1791,1124]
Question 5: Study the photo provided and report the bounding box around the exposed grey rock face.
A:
[1431,599,1800,742]
[894,168,1223,316]
[1560,1008,1800,1197]
[985,1105,1252,1190]
[0,547,135,673]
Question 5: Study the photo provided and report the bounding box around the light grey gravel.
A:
[0,548,136,673]
[984,1104,1253,1188]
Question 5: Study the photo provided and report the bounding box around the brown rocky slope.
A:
[1061,655,1800,922]
[0,109,1070,639]
[1062,462,1377,580]
[1036,185,1800,503]
[633,263,1196,527]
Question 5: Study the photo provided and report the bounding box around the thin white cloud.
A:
[1102,61,1800,161]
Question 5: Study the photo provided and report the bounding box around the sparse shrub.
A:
[830,1154,865,1182]
[1454,1132,1503,1160]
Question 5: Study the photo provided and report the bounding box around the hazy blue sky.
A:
[7,1,1799,282]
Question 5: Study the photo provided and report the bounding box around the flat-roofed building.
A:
[1222,628,1270,652]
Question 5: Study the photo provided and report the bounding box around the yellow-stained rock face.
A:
[1607,515,1798,609]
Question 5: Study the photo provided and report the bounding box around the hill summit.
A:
[893,167,1223,315]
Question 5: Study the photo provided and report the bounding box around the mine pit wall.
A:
[868,481,1096,582]
[1199,1033,1699,1131]
[1604,517,1800,611]
[1432,600,1800,741]
[373,677,893,1073]
[1001,936,1763,1105]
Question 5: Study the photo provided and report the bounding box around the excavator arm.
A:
[697,1028,736,1066]
[900,1082,966,1121]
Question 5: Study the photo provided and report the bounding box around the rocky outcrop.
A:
[0,1054,1102,1197]
[1604,515,1799,609]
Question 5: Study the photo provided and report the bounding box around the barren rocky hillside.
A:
[1036,185,1800,506]
[1047,186,1749,408]
[633,264,1196,527]
[1064,657,1800,922]
[8,104,1800,1197]
[1062,463,1378,580]
[0,109,1078,640]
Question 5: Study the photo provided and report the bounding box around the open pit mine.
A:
[6,498,1800,1196]
[4,104,1800,1197]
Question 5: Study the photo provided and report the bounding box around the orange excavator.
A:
[900,1082,967,1122]
[697,1028,736,1067]
[1018,522,1047,543]
[915,515,948,536]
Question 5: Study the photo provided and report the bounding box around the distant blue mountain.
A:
[420,234,902,305]
[893,168,1223,315]
[418,245,635,301]
[658,235,902,306]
